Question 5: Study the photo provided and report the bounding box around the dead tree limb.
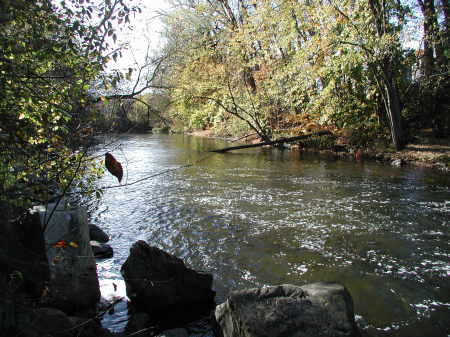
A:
[210,131,332,153]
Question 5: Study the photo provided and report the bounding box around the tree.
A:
[366,0,404,149]
[417,0,438,76]
[0,0,139,207]
[159,0,446,148]
[415,0,450,135]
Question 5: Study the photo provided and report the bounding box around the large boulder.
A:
[4,306,113,337]
[0,205,49,300]
[33,202,100,315]
[16,307,75,337]
[215,282,361,337]
[0,204,50,333]
[121,241,215,317]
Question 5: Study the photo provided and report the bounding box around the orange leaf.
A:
[105,152,123,183]
[53,240,68,248]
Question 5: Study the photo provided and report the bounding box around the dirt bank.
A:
[188,129,450,171]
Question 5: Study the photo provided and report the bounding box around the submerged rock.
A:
[91,241,114,259]
[215,282,361,337]
[121,241,215,317]
[89,224,110,243]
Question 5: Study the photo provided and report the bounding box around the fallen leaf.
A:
[105,152,123,183]
[53,240,68,248]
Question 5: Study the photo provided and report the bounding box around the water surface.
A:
[92,134,450,336]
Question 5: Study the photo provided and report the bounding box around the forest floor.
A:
[189,129,450,171]
[377,128,450,170]
[380,142,450,170]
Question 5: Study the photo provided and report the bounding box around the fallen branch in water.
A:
[210,131,332,153]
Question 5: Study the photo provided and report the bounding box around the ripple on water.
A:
[91,134,450,336]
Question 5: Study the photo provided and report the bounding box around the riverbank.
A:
[188,129,450,171]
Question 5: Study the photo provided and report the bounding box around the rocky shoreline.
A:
[1,201,362,337]
[188,129,450,172]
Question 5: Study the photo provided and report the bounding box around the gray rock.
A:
[91,241,114,259]
[89,224,110,243]
[215,282,361,337]
[121,241,215,315]
[33,202,100,315]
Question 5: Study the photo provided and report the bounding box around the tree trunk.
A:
[368,0,404,150]
[417,0,439,75]
[383,74,403,150]
[440,0,450,67]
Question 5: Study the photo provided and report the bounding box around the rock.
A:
[89,224,110,243]
[33,202,100,315]
[0,206,49,300]
[18,307,74,337]
[124,312,152,336]
[375,153,384,161]
[391,158,405,167]
[121,241,215,317]
[91,241,114,259]
[124,313,191,337]
[68,316,112,337]
[157,328,190,337]
[0,205,52,334]
[9,308,113,337]
[215,282,361,337]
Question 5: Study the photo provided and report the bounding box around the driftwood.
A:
[210,130,332,153]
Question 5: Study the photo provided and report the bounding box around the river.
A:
[92,133,450,336]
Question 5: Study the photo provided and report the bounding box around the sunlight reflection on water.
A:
[91,134,450,336]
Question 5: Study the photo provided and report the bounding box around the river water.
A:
[92,133,450,336]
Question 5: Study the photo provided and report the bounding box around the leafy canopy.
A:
[0,0,139,207]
